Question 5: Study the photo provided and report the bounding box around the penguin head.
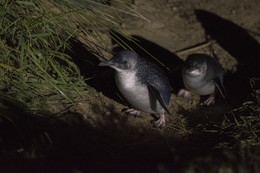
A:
[99,50,138,72]
[183,54,208,77]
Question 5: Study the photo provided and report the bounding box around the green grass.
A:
[0,0,138,108]
[0,0,141,164]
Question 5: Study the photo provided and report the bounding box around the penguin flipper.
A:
[214,77,229,100]
[147,83,171,115]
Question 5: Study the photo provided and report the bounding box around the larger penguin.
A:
[178,54,228,105]
[99,50,171,128]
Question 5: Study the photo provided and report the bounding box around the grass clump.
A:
[1,0,82,107]
[0,0,138,108]
[0,0,142,164]
[183,78,260,173]
[221,78,260,147]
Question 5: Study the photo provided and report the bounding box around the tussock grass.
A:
[0,0,142,164]
[0,0,138,108]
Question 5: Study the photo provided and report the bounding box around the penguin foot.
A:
[201,96,215,105]
[122,108,140,117]
[152,114,165,128]
[177,89,192,99]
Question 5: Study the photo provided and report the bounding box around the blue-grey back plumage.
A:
[99,50,171,127]
[134,54,171,107]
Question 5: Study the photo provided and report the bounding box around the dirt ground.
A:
[3,0,260,172]
[63,0,260,171]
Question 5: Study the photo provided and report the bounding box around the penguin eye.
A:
[191,62,201,69]
[121,59,128,64]
[120,59,131,69]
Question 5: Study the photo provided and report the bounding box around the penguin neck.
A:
[184,71,208,88]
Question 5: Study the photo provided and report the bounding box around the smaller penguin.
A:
[177,54,228,105]
[99,50,171,128]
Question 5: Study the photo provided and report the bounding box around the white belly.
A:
[115,71,164,114]
[184,76,215,95]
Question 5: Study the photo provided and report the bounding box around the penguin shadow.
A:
[66,38,124,105]
[0,95,181,172]
[110,31,184,93]
[195,10,260,106]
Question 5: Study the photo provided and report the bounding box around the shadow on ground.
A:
[66,38,123,105]
[176,10,260,154]
[0,94,232,173]
[195,10,260,106]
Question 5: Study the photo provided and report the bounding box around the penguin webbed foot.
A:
[121,108,140,117]
[201,95,215,106]
[152,114,165,128]
[177,89,192,100]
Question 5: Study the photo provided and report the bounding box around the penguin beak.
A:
[99,60,112,67]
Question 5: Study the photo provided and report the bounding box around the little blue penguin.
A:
[177,54,228,105]
[99,50,171,127]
